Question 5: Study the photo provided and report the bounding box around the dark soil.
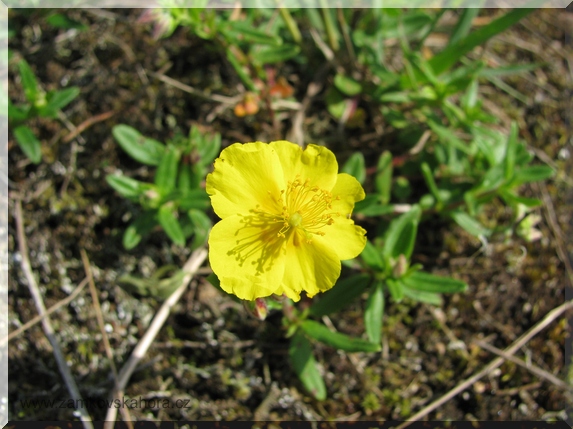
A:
[7,8,573,423]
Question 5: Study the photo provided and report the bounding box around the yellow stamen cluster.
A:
[274,176,340,243]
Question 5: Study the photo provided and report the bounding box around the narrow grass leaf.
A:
[401,271,468,294]
[155,145,180,192]
[17,59,39,104]
[450,210,491,237]
[375,151,393,204]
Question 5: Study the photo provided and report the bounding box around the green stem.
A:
[320,4,339,52]
[279,8,302,44]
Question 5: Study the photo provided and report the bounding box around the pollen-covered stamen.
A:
[275,176,340,243]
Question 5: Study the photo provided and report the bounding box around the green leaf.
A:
[224,20,282,46]
[8,99,31,121]
[360,240,384,271]
[195,129,221,166]
[46,13,88,30]
[225,48,256,92]
[401,285,443,305]
[43,87,80,112]
[354,195,394,216]
[155,145,180,192]
[448,9,481,47]
[364,280,384,344]
[421,162,443,205]
[188,208,211,250]
[179,188,210,210]
[105,174,146,199]
[386,278,404,303]
[401,271,467,294]
[382,205,421,260]
[13,125,41,163]
[301,320,381,353]
[123,212,157,250]
[112,125,165,166]
[478,63,539,79]
[375,151,393,205]
[157,204,185,246]
[334,74,362,97]
[511,165,554,186]
[17,59,39,104]
[498,189,541,208]
[341,152,366,184]
[504,122,518,181]
[428,120,473,155]
[255,44,300,64]
[309,274,371,317]
[289,331,326,400]
[429,8,534,75]
[449,210,491,237]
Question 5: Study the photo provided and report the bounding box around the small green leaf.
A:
[225,48,256,92]
[498,189,541,208]
[428,120,473,155]
[401,285,443,305]
[112,125,165,166]
[17,59,39,104]
[429,8,534,75]
[155,145,180,193]
[224,20,282,46]
[43,87,80,112]
[289,331,326,400]
[8,99,31,121]
[504,122,518,181]
[195,129,221,167]
[364,280,384,344]
[401,271,467,294]
[382,205,421,260]
[448,8,481,47]
[301,320,380,353]
[158,204,185,246]
[46,13,88,30]
[123,212,157,250]
[341,152,366,184]
[13,125,41,164]
[334,74,362,97]
[188,208,211,250]
[255,44,300,64]
[105,174,146,199]
[375,151,393,204]
[386,278,404,302]
[511,165,554,186]
[309,274,371,317]
[360,240,384,271]
[450,210,492,237]
[179,189,210,210]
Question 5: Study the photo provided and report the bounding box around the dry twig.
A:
[474,339,573,393]
[104,247,208,427]
[15,200,94,429]
[393,298,573,429]
[2,277,89,345]
[80,250,133,427]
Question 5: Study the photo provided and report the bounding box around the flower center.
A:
[276,176,340,243]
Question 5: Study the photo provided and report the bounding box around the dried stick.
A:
[14,200,94,429]
[2,277,88,345]
[474,339,573,393]
[80,250,133,427]
[393,298,573,429]
[104,247,208,426]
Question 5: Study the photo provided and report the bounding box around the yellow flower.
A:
[206,140,366,302]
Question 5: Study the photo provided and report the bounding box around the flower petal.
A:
[279,230,342,301]
[330,173,366,216]
[209,214,287,300]
[318,218,367,260]
[270,141,338,191]
[207,142,285,219]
